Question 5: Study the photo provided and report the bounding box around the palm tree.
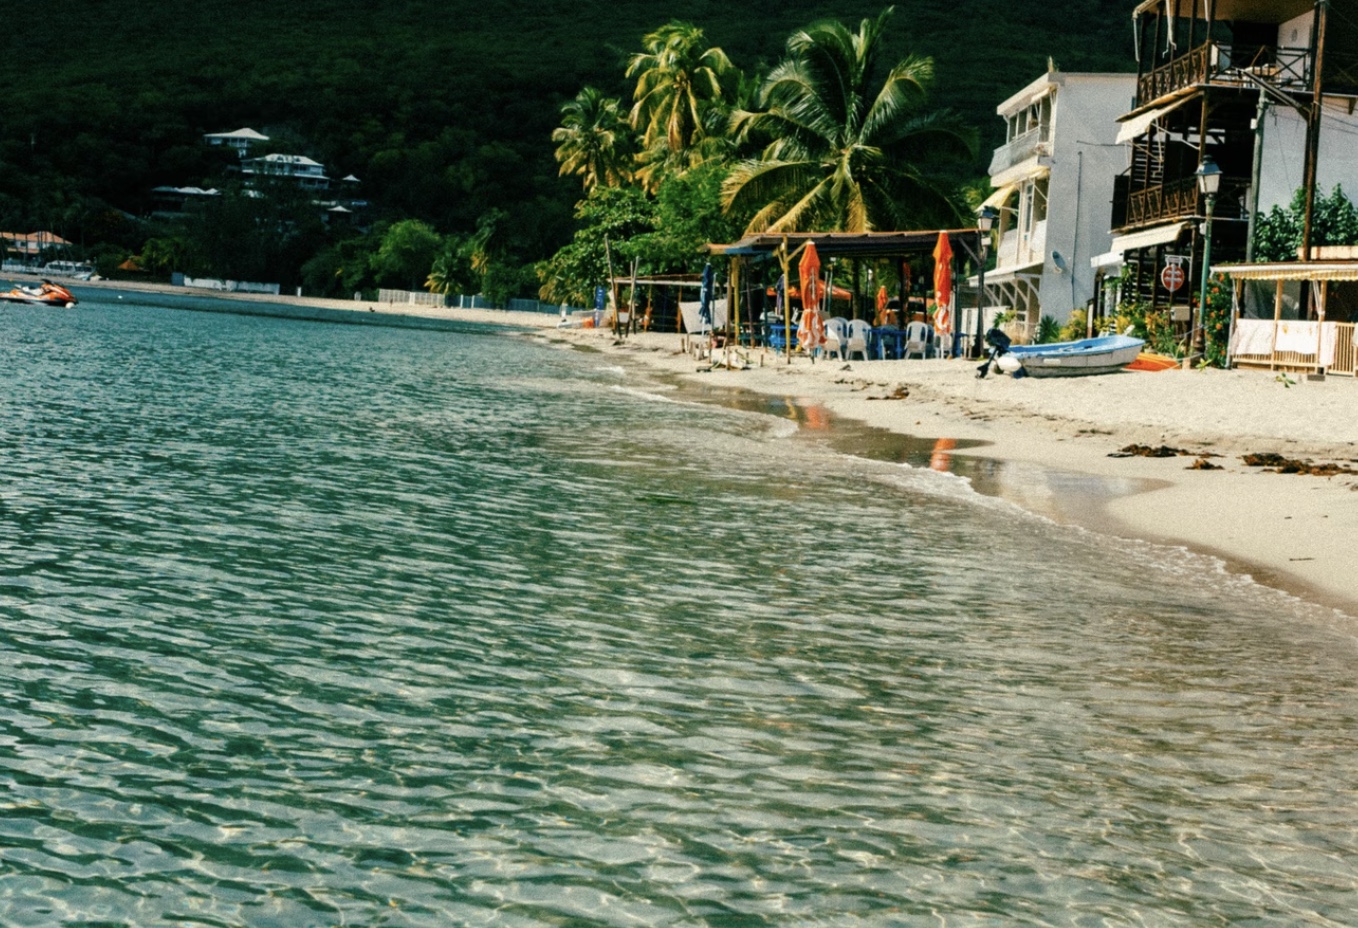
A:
[722,7,975,233]
[552,87,635,192]
[626,21,735,189]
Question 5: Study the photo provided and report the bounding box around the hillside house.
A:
[203,127,270,157]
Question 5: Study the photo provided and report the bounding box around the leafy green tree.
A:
[1254,185,1358,261]
[723,6,975,233]
[138,235,191,276]
[370,219,444,290]
[631,161,746,271]
[552,87,635,192]
[537,185,655,305]
[627,21,736,191]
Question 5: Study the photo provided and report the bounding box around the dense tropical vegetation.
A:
[3,0,1138,301]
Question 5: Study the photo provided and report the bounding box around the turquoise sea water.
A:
[2,292,1357,926]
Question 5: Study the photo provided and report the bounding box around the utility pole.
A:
[1300,0,1328,263]
[1245,92,1269,263]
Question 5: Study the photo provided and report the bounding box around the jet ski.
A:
[0,280,78,307]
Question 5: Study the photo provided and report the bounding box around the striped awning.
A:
[1213,262,1358,282]
[1108,221,1189,255]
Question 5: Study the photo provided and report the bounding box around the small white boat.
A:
[1004,334,1145,377]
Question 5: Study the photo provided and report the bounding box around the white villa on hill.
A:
[972,68,1135,339]
[239,153,332,191]
[203,127,270,156]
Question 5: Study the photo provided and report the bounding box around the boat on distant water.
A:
[0,280,78,307]
[1003,334,1144,377]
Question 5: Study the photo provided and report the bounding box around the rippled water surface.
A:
[2,295,1357,926]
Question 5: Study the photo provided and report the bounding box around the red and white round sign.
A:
[1160,262,1185,292]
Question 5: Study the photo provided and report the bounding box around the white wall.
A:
[1256,98,1358,213]
[1040,74,1136,323]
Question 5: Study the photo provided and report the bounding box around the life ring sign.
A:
[1160,260,1186,292]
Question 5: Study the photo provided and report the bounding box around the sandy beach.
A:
[69,278,1358,614]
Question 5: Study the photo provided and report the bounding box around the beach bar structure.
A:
[1100,0,1358,327]
[1218,248,1358,375]
[705,229,986,356]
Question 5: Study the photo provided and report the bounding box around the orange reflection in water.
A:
[929,438,956,473]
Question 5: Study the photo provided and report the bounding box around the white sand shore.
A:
[550,326,1358,615]
[70,279,1358,614]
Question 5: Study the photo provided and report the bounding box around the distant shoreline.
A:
[16,272,565,331]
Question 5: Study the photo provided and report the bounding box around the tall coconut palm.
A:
[627,21,735,187]
[552,87,635,192]
[723,7,975,233]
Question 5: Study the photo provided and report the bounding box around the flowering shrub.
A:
[1201,272,1233,368]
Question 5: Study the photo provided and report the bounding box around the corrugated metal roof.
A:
[1214,262,1358,281]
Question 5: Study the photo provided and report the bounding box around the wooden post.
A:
[603,234,619,337]
[1268,278,1283,368]
[780,237,792,364]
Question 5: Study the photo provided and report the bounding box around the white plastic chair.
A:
[846,318,872,361]
[823,317,849,360]
[904,320,932,359]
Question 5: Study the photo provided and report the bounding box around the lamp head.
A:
[1195,156,1222,197]
[977,205,999,234]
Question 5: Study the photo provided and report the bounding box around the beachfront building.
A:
[203,127,270,157]
[973,68,1135,341]
[1096,0,1358,327]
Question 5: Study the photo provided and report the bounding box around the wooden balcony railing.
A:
[1137,41,1313,108]
[1117,176,1249,230]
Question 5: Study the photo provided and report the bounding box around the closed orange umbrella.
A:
[798,241,822,311]
[796,242,826,358]
[932,233,954,348]
[874,285,894,325]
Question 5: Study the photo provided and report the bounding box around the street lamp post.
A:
[1194,156,1222,361]
[974,206,998,358]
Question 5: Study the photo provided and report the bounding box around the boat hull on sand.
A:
[1005,334,1144,377]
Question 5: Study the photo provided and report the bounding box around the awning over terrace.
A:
[1212,261,1358,282]
[1115,94,1196,143]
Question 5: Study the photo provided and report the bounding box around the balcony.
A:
[1136,41,1312,108]
[1114,174,1250,231]
[987,123,1051,177]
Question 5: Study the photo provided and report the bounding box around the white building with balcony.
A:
[974,68,1135,339]
[239,153,331,191]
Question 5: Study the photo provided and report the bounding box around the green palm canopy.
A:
[552,86,635,192]
[627,21,735,191]
[723,6,976,234]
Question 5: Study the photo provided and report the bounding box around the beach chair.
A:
[904,320,932,359]
[823,317,849,360]
[846,318,872,361]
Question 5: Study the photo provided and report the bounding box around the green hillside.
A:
[3,0,1135,290]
